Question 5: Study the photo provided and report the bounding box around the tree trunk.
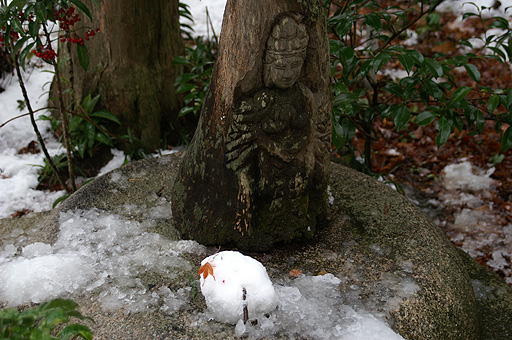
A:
[172,0,331,251]
[58,0,184,151]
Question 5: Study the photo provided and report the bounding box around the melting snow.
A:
[0,209,205,312]
[442,160,496,192]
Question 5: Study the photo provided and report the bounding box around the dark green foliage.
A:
[327,0,512,172]
[173,37,216,119]
[0,298,93,340]
[69,94,121,159]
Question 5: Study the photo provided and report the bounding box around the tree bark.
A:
[57,0,184,151]
[172,0,331,251]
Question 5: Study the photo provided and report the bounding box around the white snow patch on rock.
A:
[0,209,206,310]
[198,272,406,339]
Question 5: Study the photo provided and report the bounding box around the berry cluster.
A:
[85,28,100,40]
[17,10,34,23]
[60,34,84,45]
[0,28,20,49]
[32,45,58,61]
[53,7,81,31]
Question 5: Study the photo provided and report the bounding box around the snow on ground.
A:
[0,62,65,218]
[435,160,512,284]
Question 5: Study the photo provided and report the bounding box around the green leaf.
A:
[392,105,411,131]
[415,111,436,125]
[53,194,70,208]
[473,109,485,135]
[425,58,443,78]
[59,324,93,340]
[487,95,500,114]
[332,118,356,150]
[83,94,100,114]
[77,44,89,70]
[95,132,114,147]
[488,46,507,61]
[90,111,121,125]
[69,0,93,21]
[340,46,355,62]
[12,35,29,56]
[363,13,382,32]
[398,53,414,74]
[172,55,189,65]
[176,83,197,93]
[382,82,403,97]
[85,124,96,155]
[178,106,195,118]
[383,44,405,53]
[501,126,512,152]
[436,116,452,147]
[489,17,509,29]
[373,52,391,72]
[34,2,48,22]
[68,115,83,131]
[334,92,359,106]
[464,63,480,82]
[19,41,36,68]
[356,59,373,78]
[449,86,472,106]
[405,50,424,66]
[335,19,353,38]
[506,91,512,110]
[422,79,444,100]
[42,309,69,329]
[28,20,39,37]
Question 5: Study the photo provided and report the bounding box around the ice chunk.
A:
[0,208,203,313]
[231,273,406,339]
[442,161,496,191]
[22,242,52,258]
[199,251,278,324]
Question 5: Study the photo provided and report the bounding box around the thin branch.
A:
[10,41,71,193]
[374,0,446,55]
[0,112,30,128]
[42,22,77,191]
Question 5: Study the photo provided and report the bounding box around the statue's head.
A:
[264,15,309,89]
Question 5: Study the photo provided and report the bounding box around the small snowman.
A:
[197,250,278,324]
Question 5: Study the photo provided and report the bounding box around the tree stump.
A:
[172,0,331,251]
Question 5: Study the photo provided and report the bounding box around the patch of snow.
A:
[379,68,409,81]
[97,149,126,176]
[199,272,406,340]
[438,0,512,18]
[0,62,65,218]
[0,209,207,310]
[442,160,496,191]
[402,29,419,46]
[328,185,335,205]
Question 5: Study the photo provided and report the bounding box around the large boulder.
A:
[1,152,511,339]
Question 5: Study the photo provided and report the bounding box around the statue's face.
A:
[268,56,304,89]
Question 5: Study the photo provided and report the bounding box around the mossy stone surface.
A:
[1,153,511,339]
